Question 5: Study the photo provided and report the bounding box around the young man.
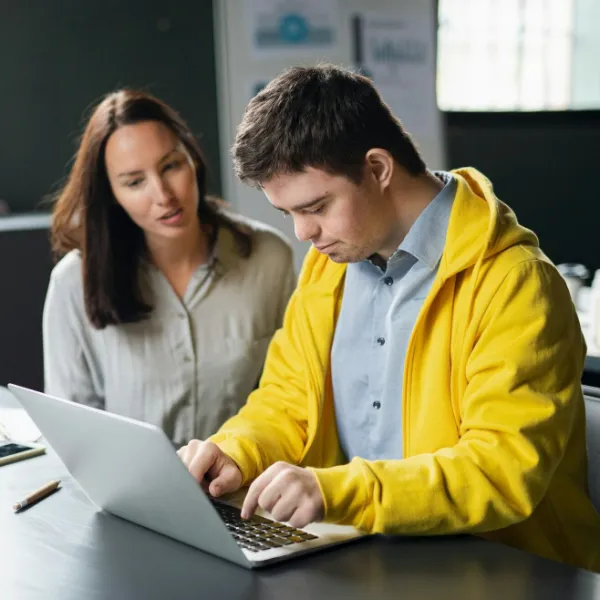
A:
[179,65,600,571]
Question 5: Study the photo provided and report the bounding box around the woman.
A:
[43,90,295,444]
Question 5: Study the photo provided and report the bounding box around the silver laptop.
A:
[8,384,367,568]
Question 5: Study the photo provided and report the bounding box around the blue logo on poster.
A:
[279,14,309,43]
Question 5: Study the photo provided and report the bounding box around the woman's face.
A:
[104,120,200,245]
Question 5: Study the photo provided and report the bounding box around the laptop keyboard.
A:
[212,501,319,553]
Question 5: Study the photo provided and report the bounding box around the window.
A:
[437,0,600,111]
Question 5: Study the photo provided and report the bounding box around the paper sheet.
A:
[0,388,41,443]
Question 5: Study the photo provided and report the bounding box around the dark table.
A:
[2,448,600,600]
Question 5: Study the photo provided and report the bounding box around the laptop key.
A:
[241,544,260,551]
[255,543,271,551]
[271,536,294,545]
[251,515,271,524]
[288,536,306,543]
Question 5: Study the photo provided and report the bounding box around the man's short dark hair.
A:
[232,64,426,186]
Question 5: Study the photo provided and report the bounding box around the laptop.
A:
[8,384,367,568]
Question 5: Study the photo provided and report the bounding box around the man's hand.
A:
[177,440,242,497]
[241,462,324,528]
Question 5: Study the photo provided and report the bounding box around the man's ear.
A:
[365,148,394,192]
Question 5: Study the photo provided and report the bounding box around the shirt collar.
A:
[141,222,235,279]
[389,171,456,271]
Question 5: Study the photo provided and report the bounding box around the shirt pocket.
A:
[199,334,272,393]
[193,334,273,437]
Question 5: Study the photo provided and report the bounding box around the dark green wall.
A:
[446,111,600,274]
[0,0,221,212]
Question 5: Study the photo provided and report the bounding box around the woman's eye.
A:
[126,178,143,188]
[164,160,180,171]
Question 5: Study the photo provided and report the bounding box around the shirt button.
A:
[178,312,187,319]
[183,356,192,363]
[373,401,381,409]
[376,337,385,346]
[383,276,394,286]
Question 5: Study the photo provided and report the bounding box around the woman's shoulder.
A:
[223,211,294,263]
[49,250,83,291]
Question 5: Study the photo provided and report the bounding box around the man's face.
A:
[261,166,396,263]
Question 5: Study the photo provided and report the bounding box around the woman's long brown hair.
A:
[51,90,251,329]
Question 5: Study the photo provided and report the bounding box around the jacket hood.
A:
[442,167,539,279]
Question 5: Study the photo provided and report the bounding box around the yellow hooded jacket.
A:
[210,168,600,572]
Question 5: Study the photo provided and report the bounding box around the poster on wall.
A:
[354,4,444,167]
[248,0,339,56]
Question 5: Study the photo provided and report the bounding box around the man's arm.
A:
[309,259,583,534]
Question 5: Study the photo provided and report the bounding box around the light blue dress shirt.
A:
[331,171,457,461]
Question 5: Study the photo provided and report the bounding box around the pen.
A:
[12,479,61,511]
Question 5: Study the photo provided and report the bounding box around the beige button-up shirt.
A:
[43,219,295,444]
